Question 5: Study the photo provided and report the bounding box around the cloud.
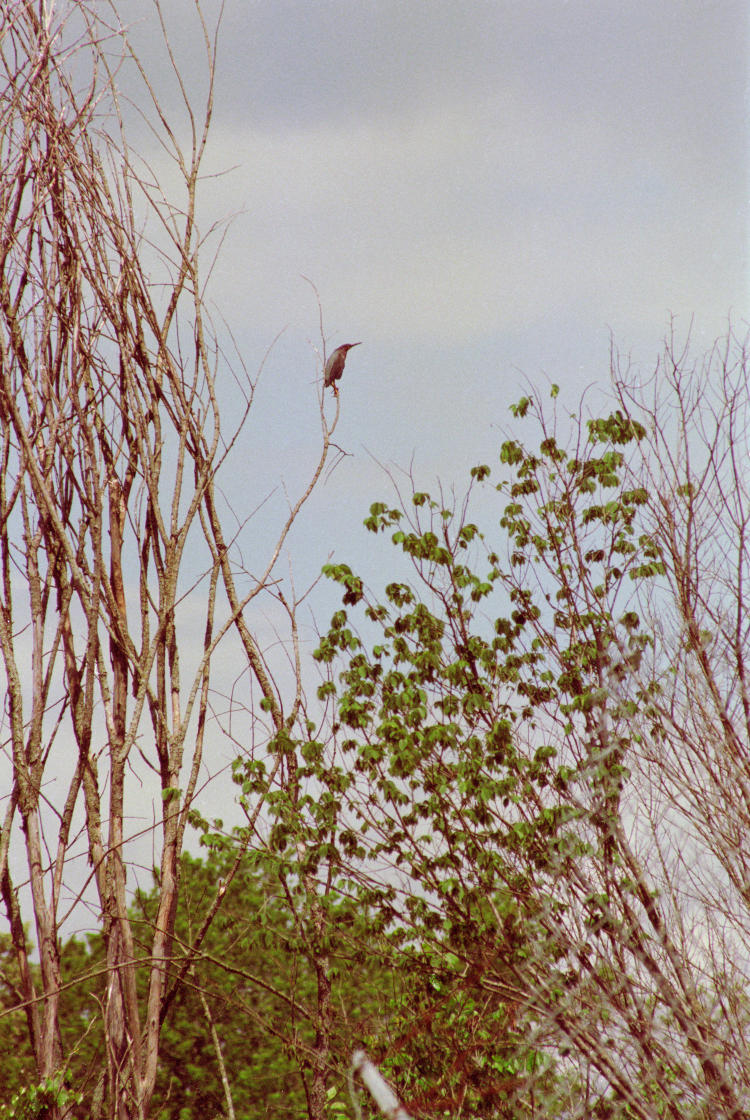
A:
[113,0,747,353]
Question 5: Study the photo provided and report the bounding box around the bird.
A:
[323,342,361,394]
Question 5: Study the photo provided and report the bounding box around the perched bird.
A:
[323,342,361,394]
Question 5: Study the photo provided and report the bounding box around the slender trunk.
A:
[305,882,333,1120]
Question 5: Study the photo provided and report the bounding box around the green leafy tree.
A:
[315,330,750,1119]
[2,847,392,1119]
[137,848,318,1120]
[0,929,103,1118]
[0,934,38,1103]
[33,844,405,1120]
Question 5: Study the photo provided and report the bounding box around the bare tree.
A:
[0,3,340,1117]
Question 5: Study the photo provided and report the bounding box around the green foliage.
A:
[0,1072,82,1120]
[0,936,38,1102]
[133,847,400,1120]
[0,933,104,1116]
[373,950,557,1119]
[311,387,672,1113]
[1,849,401,1120]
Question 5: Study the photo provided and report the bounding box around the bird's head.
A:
[340,342,362,354]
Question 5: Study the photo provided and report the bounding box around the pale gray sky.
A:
[122,0,749,593]
[9,0,746,923]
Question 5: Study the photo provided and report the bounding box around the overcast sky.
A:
[118,0,749,606]
[4,0,747,932]
[15,0,742,914]
[211,0,748,346]
[109,0,750,656]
